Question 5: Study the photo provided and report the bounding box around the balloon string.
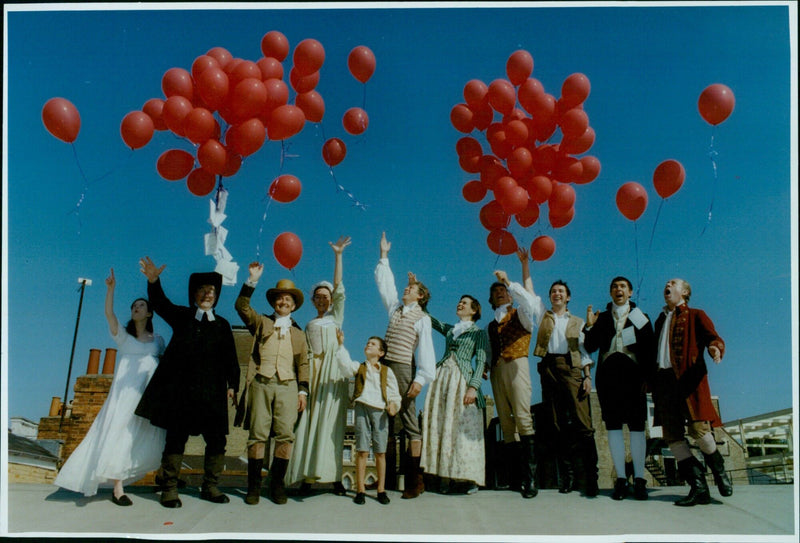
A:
[647,198,664,252]
[701,128,719,236]
[634,220,642,303]
[255,194,275,261]
[362,83,368,110]
[68,142,92,234]
[327,167,368,210]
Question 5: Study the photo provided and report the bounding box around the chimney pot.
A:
[49,397,62,417]
[102,348,117,374]
[86,348,101,374]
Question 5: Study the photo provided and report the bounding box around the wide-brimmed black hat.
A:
[266,278,304,310]
[188,271,223,308]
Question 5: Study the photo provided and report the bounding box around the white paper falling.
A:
[206,187,238,286]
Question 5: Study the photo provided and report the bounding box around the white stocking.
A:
[607,429,627,478]
[630,431,646,478]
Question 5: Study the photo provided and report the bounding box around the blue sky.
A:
[3,3,797,428]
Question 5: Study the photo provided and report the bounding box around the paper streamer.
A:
[205,185,239,285]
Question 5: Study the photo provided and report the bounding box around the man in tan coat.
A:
[235,263,309,505]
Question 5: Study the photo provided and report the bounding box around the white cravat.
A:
[274,315,292,337]
[494,303,512,323]
[452,319,472,339]
[657,306,679,369]
[195,308,215,321]
[611,302,630,353]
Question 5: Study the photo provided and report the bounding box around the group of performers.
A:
[54,233,731,509]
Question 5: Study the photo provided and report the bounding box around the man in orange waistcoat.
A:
[652,278,730,507]
[486,248,542,499]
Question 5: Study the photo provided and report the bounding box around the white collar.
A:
[612,302,630,318]
[195,308,215,321]
[452,319,473,339]
[494,303,512,323]
[402,301,419,313]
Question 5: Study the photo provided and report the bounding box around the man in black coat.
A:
[136,257,239,508]
[584,276,656,501]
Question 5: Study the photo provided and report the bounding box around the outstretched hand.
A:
[380,231,391,258]
[139,257,165,283]
[494,270,509,285]
[248,262,264,283]
[516,247,529,263]
[105,268,116,289]
[407,271,417,285]
[330,235,352,254]
[586,305,599,327]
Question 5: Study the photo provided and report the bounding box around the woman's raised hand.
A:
[105,268,116,289]
[330,235,352,254]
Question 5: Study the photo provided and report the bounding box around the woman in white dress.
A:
[421,294,489,494]
[54,268,166,505]
[286,236,351,495]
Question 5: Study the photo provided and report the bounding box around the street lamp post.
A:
[59,277,92,431]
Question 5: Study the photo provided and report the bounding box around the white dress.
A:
[54,328,166,496]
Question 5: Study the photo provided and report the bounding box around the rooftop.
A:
[4,481,797,541]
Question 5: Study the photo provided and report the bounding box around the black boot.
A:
[519,434,538,499]
[558,455,575,494]
[269,457,289,504]
[159,454,183,508]
[582,435,599,498]
[612,478,629,500]
[507,441,523,492]
[674,456,711,507]
[401,454,424,499]
[703,450,733,497]
[245,458,264,505]
[200,454,230,503]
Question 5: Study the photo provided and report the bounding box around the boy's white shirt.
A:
[336,346,401,412]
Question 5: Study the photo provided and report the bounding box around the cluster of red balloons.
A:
[452,50,600,261]
[321,45,376,168]
[614,158,686,222]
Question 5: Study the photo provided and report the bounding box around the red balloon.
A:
[459,154,481,174]
[257,57,284,81]
[269,174,302,203]
[515,199,540,227]
[470,102,494,131]
[521,89,555,119]
[480,156,509,190]
[42,97,80,143]
[549,206,575,228]
[494,176,518,200]
[224,58,244,76]
[262,78,290,115]
[187,167,216,197]
[221,151,242,177]
[549,183,576,211]
[231,78,267,120]
[261,31,289,62]
[348,45,376,83]
[463,79,489,108]
[456,136,482,158]
[162,67,193,101]
[486,124,512,159]
[142,98,167,131]
[293,39,325,76]
[206,47,233,70]
[462,180,487,203]
[157,149,194,181]
[228,61,262,89]
[508,146,533,178]
[191,55,220,79]
[231,118,266,156]
[698,83,735,126]
[559,108,589,139]
[653,159,685,199]
[576,156,601,184]
[479,200,510,230]
[530,235,556,261]
[289,67,320,93]
[559,126,595,155]
[268,104,306,140]
[162,96,193,136]
[195,67,229,110]
[295,90,325,123]
[616,182,649,221]
[504,119,529,147]
[343,107,369,135]
[197,139,227,175]
[499,185,529,216]
[561,73,591,109]
[450,104,474,133]
[322,137,347,167]
[274,232,303,270]
[487,79,516,115]
[526,175,553,204]
[553,155,584,183]
[487,230,518,255]
[120,110,154,149]
[506,50,534,86]
[517,78,545,113]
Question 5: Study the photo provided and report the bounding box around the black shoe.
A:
[584,478,599,498]
[611,478,628,500]
[558,472,574,494]
[299,482,313,496]
[111,494,132,506]
[332,482,347,496]
[353,492,366,505]
[200,489,230,504]
[377,492,390,505]
[633,478,648,501]
[160,497,182,508]
[675,457,711,507]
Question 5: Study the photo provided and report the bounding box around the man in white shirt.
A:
[532,279,598,497]
[375,232,436,499]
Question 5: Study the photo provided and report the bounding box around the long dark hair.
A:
[125,298,154,336]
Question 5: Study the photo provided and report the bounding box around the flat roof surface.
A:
[4,482,797,541]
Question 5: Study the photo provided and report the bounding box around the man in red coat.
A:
[652,278,732,507]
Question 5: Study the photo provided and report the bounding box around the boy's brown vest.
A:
[534,311,583,367]
[353,362,389,403]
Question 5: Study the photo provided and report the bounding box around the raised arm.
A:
[330,235,351,290]
[140,257,181,326]
[235,262,268,334]
[517,247,533,294]
[104,268,120,337]
[375,232,400,316]
[335,329,360,377]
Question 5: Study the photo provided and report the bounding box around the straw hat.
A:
[266,279,304,310]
